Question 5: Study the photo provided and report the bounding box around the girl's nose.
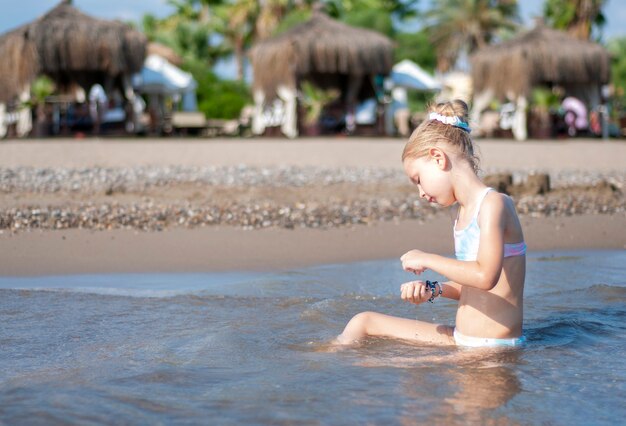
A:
[418,186,427,198]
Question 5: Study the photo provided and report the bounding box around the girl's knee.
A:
[347,311,375,334]
[337,311,374,343]
[351,311,373,328]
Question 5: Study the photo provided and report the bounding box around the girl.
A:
[337,100,526,348]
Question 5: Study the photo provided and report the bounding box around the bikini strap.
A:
[472,187,494,219]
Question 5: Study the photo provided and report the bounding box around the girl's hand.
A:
[400,249,429,274]
[400,281,430,305]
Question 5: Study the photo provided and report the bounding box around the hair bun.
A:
[429,99,469,122]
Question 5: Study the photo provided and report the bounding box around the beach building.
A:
[0,0,146,138]
[248,6,394,138]
[133,46,201,136]
[470,22,610,140]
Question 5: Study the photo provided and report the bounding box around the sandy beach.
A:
[0,137,624,276]
[2,137,626,171]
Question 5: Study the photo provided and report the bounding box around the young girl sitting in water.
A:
[337,100,526,348]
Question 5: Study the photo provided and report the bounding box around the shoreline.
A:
[1,213,624,277]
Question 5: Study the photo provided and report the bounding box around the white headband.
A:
[429,112,471,133]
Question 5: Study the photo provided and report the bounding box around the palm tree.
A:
[255,0,291,40]
[544,0,606,40]
[214,0,258,81]
[423,0,520,72]
[142,0,228,66]
[215,0,296,81]
[168,0,225,23]
[324,0,419,22]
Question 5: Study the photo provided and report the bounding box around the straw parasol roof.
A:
[0,0,146,103]
[0,26,39,103]
[471,23,610,99]
[248,8,394,100]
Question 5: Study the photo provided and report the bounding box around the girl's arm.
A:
[440,281,462,300]
[400,280,461,305]
[401,194,506,291]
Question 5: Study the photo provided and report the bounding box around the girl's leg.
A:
[336,311,455,345]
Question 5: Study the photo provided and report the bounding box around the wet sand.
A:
[1,213,624,277]
[0,137,624,276]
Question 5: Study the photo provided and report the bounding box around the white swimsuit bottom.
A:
[454,329,526,348]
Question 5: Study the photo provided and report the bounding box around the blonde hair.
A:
[402,100,479,174]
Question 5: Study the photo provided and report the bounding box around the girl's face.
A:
[403,152,455,207]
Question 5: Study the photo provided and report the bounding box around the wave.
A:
[530,283,626,302]
[524,304,626,348]
[0,286,198,299]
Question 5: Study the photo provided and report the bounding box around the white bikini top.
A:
[454,188,526,261]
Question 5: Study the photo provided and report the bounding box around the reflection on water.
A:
[0,250,625,424]
[443,355,522,424]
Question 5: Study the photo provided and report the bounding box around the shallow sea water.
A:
[1,250,625,425]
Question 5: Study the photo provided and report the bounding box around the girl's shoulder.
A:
[485,188,515,204]
[479,190,512,222]
[481,189,524,240]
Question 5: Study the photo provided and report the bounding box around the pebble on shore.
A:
[0,166,623,233]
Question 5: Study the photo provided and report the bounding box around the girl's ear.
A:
[428,147,448,170]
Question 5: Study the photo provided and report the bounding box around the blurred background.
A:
[1,0,625,140]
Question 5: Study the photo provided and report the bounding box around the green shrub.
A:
[198,88,249,120]
[184,59,251,120]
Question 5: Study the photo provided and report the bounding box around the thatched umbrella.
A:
[0,0,147,104]
[248,7,394,137]
[249,9,394,100]
[471,23,610,100]
[470,23,610,140]
[0,26,39,104]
